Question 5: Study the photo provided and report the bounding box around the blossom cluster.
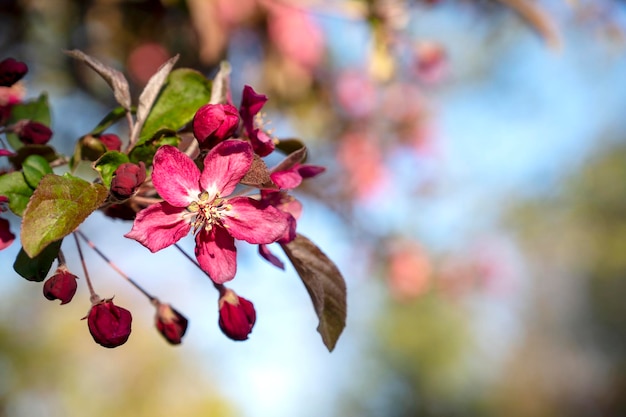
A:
[0,54,343,351]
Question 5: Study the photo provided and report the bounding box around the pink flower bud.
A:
[0,217,15,251]
[98,133,122,151]
[218,288,256,341]
[110,162,146,200]
[87,298,132,348]
[0,58,28,87]
[17,121,52,145]
[154,302,188,345]
[43,267,78,305]
[192,103,240,149]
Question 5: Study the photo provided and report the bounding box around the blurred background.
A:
[1,0,626,416]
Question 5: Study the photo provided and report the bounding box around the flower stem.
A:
[57,248,67,267]
[72,231,99,304]
[173,243,222,292]
[75,229,156,302]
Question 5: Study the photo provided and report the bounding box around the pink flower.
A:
[218,287,256,341]
[193,103,240,149]
[110,162,146,200]
[125,140,290,283]
[16,121,53,145]
[239,86,275,157]
[0,196,13,251]
[98,133,122,151]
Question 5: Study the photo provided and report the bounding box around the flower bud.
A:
[154,301,188,345]
[218,288,256,341]
[17,121,53,145]
[0,217,15,251]
[43,267,78,304]
[87,298,132,348]
[110,162,146,200]
[192,103,240,149]
[98,133,122,151]
[0,58,28,87]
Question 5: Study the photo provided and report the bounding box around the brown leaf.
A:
[240,154,276,189]
[64,49,132,110]
[271,146,307,174]
[281,234,347,351]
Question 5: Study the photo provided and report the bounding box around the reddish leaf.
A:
[281,234,347,351]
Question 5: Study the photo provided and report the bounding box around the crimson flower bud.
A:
[98,133,122,151]
[87,298,132,348]
[218,288,256,341]
[43,267,78,305]
[110,162,146,200]
[154,301,188,345]
[0,58,28,87]
[192,103,240,149]
[17,121,53,145]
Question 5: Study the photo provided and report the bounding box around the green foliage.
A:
[93,151,130,187]
[21,174,108,257]
[0,171,33,216]
[22,154,53,188]
[13,239,63,281]
[135,68,212,147]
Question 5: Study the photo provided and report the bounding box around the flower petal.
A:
[125,202,191,252]
[259,244,285,270]
[200,140,253,198]
[195,227,237,284]
[152,145,201,207]
[270,169,302,189]
[222,196,290,244]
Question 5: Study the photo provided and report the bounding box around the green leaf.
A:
[93,151,129,187]
[129,135,180,165]
[0,171,33,216]
[7,93,51,150]
[22,154,53,189]
[281,234,347,352]
[89,106,129,136]
[13,239,63,282]
[69,135,108,172]
[136,68,212,147]
[21,174,108,257]
[276,138,306,157]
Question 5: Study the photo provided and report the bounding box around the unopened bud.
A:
[110,162,146,200]
[17,120,53,145]
[0,58,28,87]
[154,301,188,345]
[87,298,132,348]
[98,133,122,151]
[43,267,78,305]
[218,288,256,341]
[192,103,240,149]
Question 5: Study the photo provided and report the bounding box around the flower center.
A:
[187,191,232,233]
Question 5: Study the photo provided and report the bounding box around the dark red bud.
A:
[192,103,240,149]
[218,288,256,341]
[110,162,146,200]
[87,298,132,348]
[98,133,122,151]
[155,302,188,345]
[43,267,78,304]
[0,58,28,87]
[17,121,53,145]
[0,217,15,251]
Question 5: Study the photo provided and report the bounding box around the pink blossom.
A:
[239,85,275,156]
[125,140,290,283]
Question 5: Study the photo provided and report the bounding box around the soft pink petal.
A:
[249,129,275,157]
[277,214,297,244]
[297,164,325,179]
[152,145,201,207]
[195,227,237,284]
[240,85,267,125]
[222,196,290,244]
[0,218,14,250]
[259,244,285,270]
[124,202,191,252]
[0,149,15,157]
[270,169,302,189]
[200,140,253,198]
